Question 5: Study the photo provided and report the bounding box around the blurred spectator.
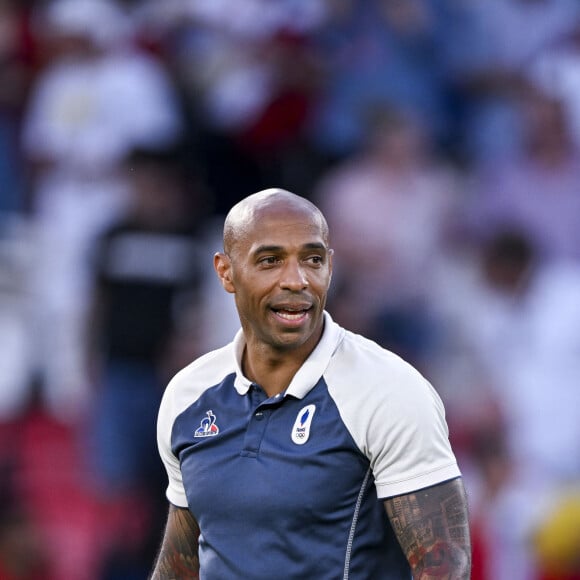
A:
[134,0,330,212]
[0,216,35,420]
[429,228,580,579]
[0,0,36,215]
[314,105,462,365]
[86,145,210,578]
[443,0,580,164]
[531,21,580,150]
[533,490,580,580]
[464,86,580,264]
[308,0,451,158]
[0,456,53,580]
[0,503,52,580]
[20,0,184,421]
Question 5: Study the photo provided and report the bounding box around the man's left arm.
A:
[384,477,472,578]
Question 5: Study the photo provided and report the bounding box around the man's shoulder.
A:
[334,329,422,377]
[327,328,431,401]
[161,342,237,416]
[171,343,235,389]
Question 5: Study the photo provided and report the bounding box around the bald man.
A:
[151,189,471,579]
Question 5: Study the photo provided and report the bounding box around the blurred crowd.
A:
[1,0,580,578]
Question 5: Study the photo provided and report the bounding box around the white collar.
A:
[232,311,345,398]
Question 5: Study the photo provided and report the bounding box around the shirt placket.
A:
[240,385,283,458]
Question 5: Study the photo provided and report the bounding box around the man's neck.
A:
[242,343,311,398]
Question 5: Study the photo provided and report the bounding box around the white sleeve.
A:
[369,375,461,499]
[327,343,461,499]
[157,381,189,508]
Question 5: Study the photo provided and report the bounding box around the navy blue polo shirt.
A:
[157,313,460,579]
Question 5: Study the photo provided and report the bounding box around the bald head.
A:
[223,188,329,256]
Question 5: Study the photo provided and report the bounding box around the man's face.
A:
[216,204,333,354]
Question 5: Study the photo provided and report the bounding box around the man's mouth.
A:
[271,306,311,321]
[276,309,308,320]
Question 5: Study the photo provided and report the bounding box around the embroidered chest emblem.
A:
[291,404,316,445]
[194,410,220,438]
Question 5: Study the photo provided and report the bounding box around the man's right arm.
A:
[150,504,200,579]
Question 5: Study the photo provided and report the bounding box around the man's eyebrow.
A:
[302,242,327,252]
[253,244,284,255]
[253,242,327,255]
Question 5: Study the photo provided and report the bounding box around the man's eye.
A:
[307,255,324,265]
[259,256,278,265]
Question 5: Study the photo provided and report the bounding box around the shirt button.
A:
[255,411,264,421]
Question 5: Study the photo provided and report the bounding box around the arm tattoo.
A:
[384,478,471,579]
[150,505,200,579]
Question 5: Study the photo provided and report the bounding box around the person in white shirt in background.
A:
[20,0,184,421]
[429,227,580,579]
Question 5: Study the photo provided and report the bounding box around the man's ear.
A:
[214,252,235,294]
[328,248,334,285]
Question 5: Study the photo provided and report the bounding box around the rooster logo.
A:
[194,410,220,438]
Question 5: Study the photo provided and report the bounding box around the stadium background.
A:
[1,0,580,578]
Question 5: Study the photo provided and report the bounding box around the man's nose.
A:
[279,260,308,290]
